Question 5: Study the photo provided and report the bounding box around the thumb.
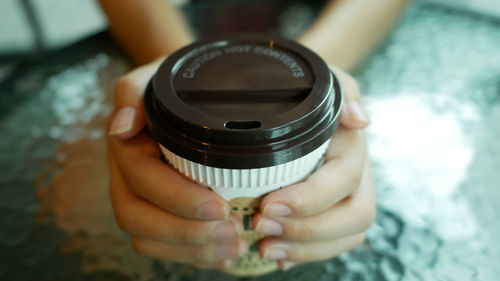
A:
[330,66,370,130]
[109,57,165,139]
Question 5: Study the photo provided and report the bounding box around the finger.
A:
[109,57,165,139]
[329,66,370,129]
[260,128,366,218]
[259,233,366,263]
[132,237,248,264]
[192,260,233,270]
[109,155,243,245]
[109,131,231,220]
[278,260,297,271]
[255,161,375,240]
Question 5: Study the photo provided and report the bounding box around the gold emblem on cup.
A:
[225,197,278,276]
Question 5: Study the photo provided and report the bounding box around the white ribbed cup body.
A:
[159,140,330,276]
[160,140,330,200]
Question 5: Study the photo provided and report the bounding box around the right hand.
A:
[107,58,247,269]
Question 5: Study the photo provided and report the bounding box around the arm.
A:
[299,0,410,71]
[98,0,194,64]
[104,1,376,270]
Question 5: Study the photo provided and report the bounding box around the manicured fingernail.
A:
[222,259,233,269]
[256,218,283,236]
[264,204,292,217]
[217,240,246,259]
[280,261,296,271]
[217,243,236,259]
[197,201,227,220]
[109,107,136,136]
[214,221,238,240]
[228,213,244,236]
[237,239,248,256]
[347,101,369,123]
[264,248,288,260]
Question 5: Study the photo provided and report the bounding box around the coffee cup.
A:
[144,34,343,275]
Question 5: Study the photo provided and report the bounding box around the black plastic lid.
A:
[145,34,342,169]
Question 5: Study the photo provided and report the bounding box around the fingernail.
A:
[217,243,236,259]
[264,248,288,260]
[256,218,283,236]
[347,101,369,123]
[217,240,246,259]
[264,204,292,217]
[197,201,227,220]
[214,221,238,240]
[109,107,136,136]
[221,259,233,269]
[228,213,244,236]
[280,261,296,271]
[237,239,248,256]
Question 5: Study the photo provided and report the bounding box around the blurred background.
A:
[1,0,500,280]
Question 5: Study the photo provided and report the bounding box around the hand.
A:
[107,58,247,269]
[107,57,373,270]
[254,68,375,271]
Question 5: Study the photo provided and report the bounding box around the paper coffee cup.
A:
[144,34,343,276]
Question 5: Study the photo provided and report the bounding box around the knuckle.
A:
[352,166,364,187]
[356,233,366,246]
[348,233,366,252]
[285,223,314,241]
[131,237,148,256]
[341,166,364,194]
[193,245,218,264]
[288,247,313,263]
[177,224,212,245]
[287,188,308,215]
[113,204,133,234]
[350,77,361,93]
[353,199,376,231]
[343,74,361,99]
[113,76,137,104]
[160,193,183,216]
[361,207,376,230]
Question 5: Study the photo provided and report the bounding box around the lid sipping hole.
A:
[224,120,262,130]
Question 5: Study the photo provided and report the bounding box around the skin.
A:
[98,0,194,64]
[299,0,410,70]
[108,58,374,269]
[98,0,409,69]
[100,0,409,271]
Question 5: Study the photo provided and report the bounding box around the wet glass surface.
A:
[1,2,500,281]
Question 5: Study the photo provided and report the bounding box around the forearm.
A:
[299,0,410,71]
[98,0,194,64]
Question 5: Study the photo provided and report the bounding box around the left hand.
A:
[254,68,375,271]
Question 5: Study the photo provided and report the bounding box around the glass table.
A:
[1,2,499,280]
